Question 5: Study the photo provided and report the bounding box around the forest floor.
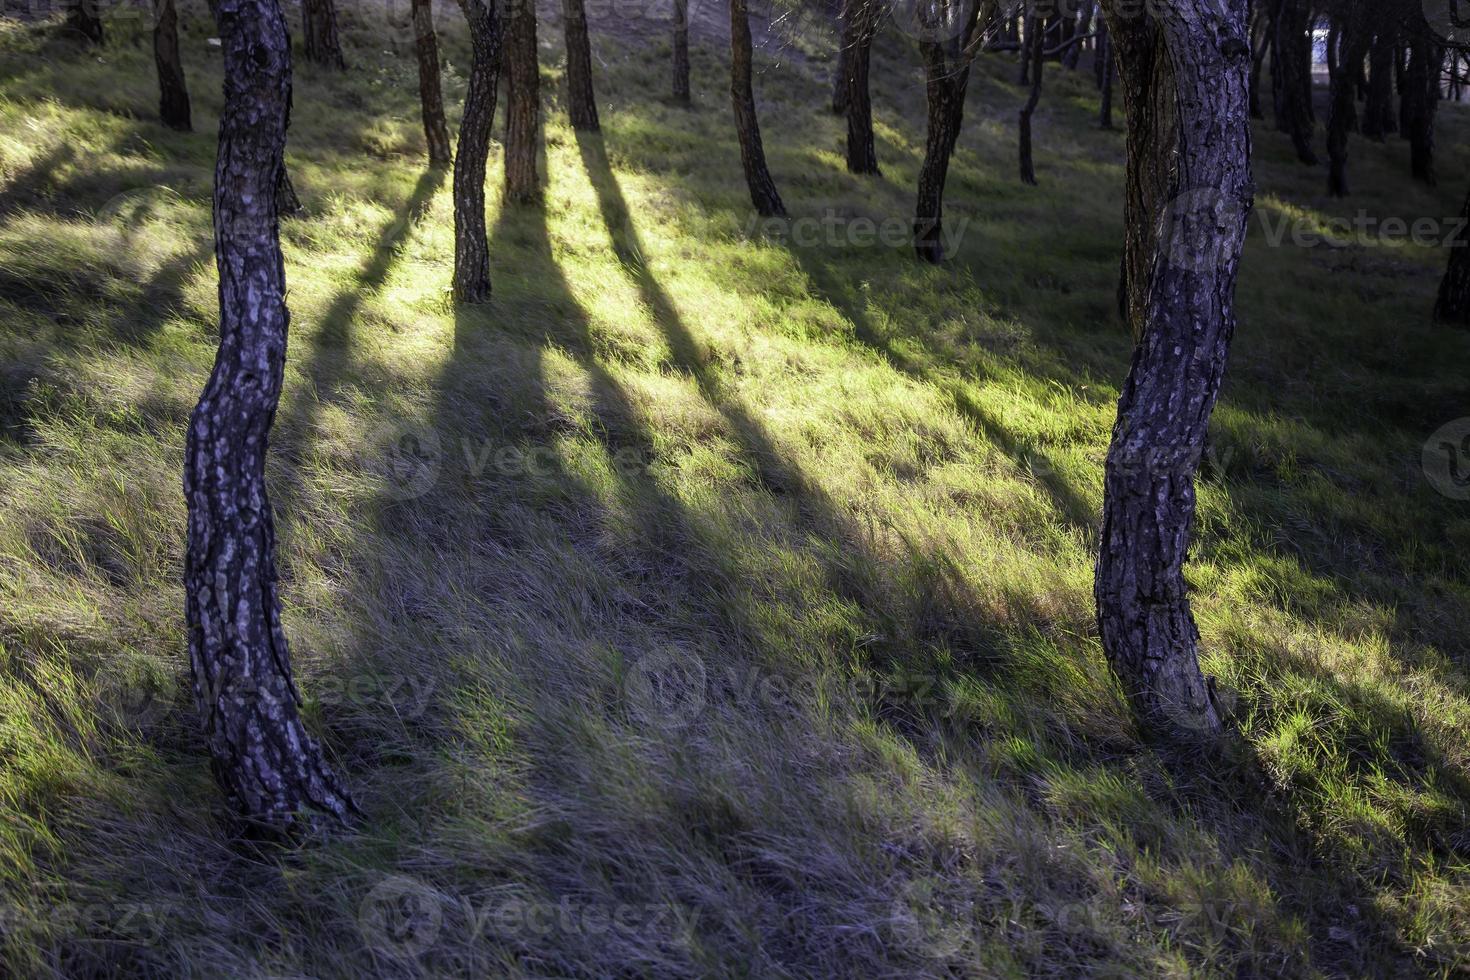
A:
[2,2,1470,977]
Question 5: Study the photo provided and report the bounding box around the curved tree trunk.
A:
[730,0,785,216]
[154,0,192,131]
[843,0,880,175]
[673,0,691,104]
[67,0,104,44]
[563,0,599,130]
[413,0,453,167]
[1362,31,1397,141]
[1436,186,1470,325]
[1327,12,1368,197]
[1095,0,1254,737]
[913,0,982,264]
[186,0,353,829]
[1019,15,1044,186]
[452,0,503,302]
[302,0,346,69]
[504,0,541,203]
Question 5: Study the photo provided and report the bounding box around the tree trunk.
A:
[153,0,192,131]
[563,0,599,130]
[1404,40,1443,187]
[1095,0,1254,737]
[844,0,880,175]
[1063,0,1093,70]
[275,166,303,215]
[1436,186,1470,325]
[914,0,981,264]
[302,0,346,69]
[67,0,104,44]
[730,0,785,216]
[186,0,353,829]
[453,0,503,302]
[1362,31,1397,141]
[1273,0,1317,164]
[1098,27,1114,129]
[1095,17,1109,88]
[1248,3,1268,119]
[504,0,541,203]
[413,0,453,167]
[1327,12,1368,197]
[1019,16,1043,185]
[673,0,691,104]
[833,0,851,114]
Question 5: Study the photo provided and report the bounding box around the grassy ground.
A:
[2,2,1469,976]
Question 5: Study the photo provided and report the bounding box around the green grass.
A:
[2,3,1469,976]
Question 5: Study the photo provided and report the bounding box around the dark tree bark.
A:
[1248,1,1268,119]
[452,0,503,302]
[1437,186,1470,325]
[730,0,785,216]
[1404,39,1443,187]
[563,0,600,130]
[1098,26,1114,128]
[302,0,346,69]
[1019,16,1044,185]
[186,0,352,829]
[1063,0,1094,69]
[833,0,851,114]
[504,0,541,203]
[1326,9,1368,197]
[67,0,104,44]
[914,0,983,263]
[412,0,453,167]
[275,165,303,215]
[673,0,691,104]
[154,0,192,131]
[1362,30,1397,141]
[1095,0,1254,737]
[1272,0,1317,164]
[844,0,880,175]
[1095,17,1109,88]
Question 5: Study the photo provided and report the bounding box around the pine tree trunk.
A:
[730,0,785,216]
[1362,31,1397,141]
[153,0,192,131]
[1063,0,1093,70]
[1248,5,1268,119]
[302,0,346,69]
[453,0,503,302]
[1274,0,1316,164]
[1327,13,1368,197]
[913,0,981,266]
[1095,0,1254,737]
[186,0,353,829]
[563,0,599,130]
[504,0,541,203]
[67,0,104,44]
[413,0,453,167]
[275,166,303,215]
[1436,186,1470,325]
[1099,28,1114,129]
[1019,16,1043,186]
[1405,40,1443,187]
[672,0,690,104]
[843,0,879,176]
[832,0,851,115]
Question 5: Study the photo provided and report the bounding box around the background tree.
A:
[67,0,104,44]
[303,0,346,69]
[673,0,691,104]
[1095,0,1254,735]
[1437,185,1470,324]
[504,0,541,202]
[412,0,453,167]
[185,0,353,828]
[1271,0,1318,164]
[832,0,851,114]
[1363,29,1400,140]
[1326,2,1370,196]
[1403,38,1444,185]
[563,0,599,130]
[154,0,191,131]
[452,0,504,301]
[730,0,785,216]
[1018,14,1044,185]
[843,0,881,175]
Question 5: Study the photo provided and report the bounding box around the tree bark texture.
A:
[1272,0,1316,164]
[673,0,691,104]
[1095,0,1254,737]
[1436,186,1470,325]
[504,0,541,202]
[563,0,600,130]
[302,0,346,69]
[186,0,353,828]
[844,0,880,175]
[730,0,785,216]
[914,1,983,264]
[154,0,192,131]
[453,0,503,302]
[413,0,453,167]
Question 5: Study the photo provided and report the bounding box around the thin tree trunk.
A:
[730,0,785,216]
[1405,40,1443,187]
[1019,16,1043,185]
[914,0,982,264]
[1327,11,1368,197]
[1099,27,1114,129]
[1095,0,1254,737]
[302,0,346,69]
[1095,17,1109,88]
[563,0,599,130]
[1274,0,1316,164]
[1248,3,1268,119]
[187,0,353,829]
[413,0,453,167]
[1436,186,1470,325]
[504,0,541,202]
[673,0,691,104]
[844,0,879,175]
[452,0,503,302]
[1362,31,1397,141]
[1063,0,1093,70]
[154,0,192,131]
[832,0,851,114]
